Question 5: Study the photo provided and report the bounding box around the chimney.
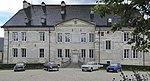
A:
[23,0,32,25]
[41,2,46,14]
[107,18,112,26]
[90,10,94,20]
[61,1,66,20]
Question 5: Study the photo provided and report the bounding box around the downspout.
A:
[7,29,9,64]
[49,28,51,62]
[98,31,100,64]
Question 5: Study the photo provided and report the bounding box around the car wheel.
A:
[57,68,59,71]
[90,68,93,72]
[106,70,109,72]
[82,69,84,71]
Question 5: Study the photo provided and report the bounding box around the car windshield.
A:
[87,62,94,65]
[16,63,24,66]
[110,64,118,66]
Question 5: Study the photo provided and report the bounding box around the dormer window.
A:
[61,1,66,7]
[107,18,112,25]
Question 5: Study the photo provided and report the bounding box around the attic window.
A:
[74,20,77,24]
[108,18,112,23]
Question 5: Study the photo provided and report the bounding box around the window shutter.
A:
[121,32,124,42]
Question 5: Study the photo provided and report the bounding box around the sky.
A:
[0,0,96,37]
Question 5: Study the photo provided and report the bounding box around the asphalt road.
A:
[0,68,149,81]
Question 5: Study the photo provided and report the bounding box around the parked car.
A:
[106,63,122,73]
[43,61,60,71]
[14,62,26,72]
[81,61,103,72]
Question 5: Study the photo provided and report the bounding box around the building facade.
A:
[2,1,150,66]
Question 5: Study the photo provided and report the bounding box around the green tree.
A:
[94,0,150,52]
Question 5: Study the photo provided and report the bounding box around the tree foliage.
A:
[94,0,150,52]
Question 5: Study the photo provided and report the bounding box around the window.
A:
[89,33,94,42]
[89,49,94,58]
[101,32,104,36]
[132,50,138,58]
[39,49,44,57]
[21,48,26,57]
[65,49,70,57]
[39,32,45,41]
[123,49,129,58]
[58,49,62,57]
[65,33,71,42]
[124,32,129,41]
[81,33,86,42]
[106,40,111,50]
[12,32,18,41]
[13,48,18,57]
[81,49,86,58]
[21,32,26,41]
[58,33,62,42]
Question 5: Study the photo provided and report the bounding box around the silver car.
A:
[14,62,26,72]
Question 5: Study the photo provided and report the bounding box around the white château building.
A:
[2,1,150,66]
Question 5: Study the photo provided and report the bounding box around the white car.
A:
[81,62,103,72]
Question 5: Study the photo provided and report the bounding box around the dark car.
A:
[14,62,26,72]
[43,61,59,71]
[106,63,122,73]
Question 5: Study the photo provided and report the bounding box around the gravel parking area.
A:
[0,68,147,81]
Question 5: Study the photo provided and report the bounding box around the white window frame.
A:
[89,33,94,42]
[123,49,129,58]
[58,49,62,57]
[58,33,62,42]
[124,32,129,41]
[81,33,86,42]
[12,32,18,41]
[21,48,26,57]
[13,48,18,57]
[39,49,44,57]
[21,32,26,41]
[39,32,45,41]
[89,49,94,58]
[65,33,71,42]
[81,49,86,58]
[65,49,70,57]
[132,50,138,58]
[106,40,111,50]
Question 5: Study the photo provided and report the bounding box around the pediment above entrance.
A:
[56,18,95,27]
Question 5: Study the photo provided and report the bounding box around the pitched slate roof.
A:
[2,4,121,27]
[0,38,4,51]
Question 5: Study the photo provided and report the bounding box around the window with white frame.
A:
[81,33,86,42]
[58,33,62,42]
[39,49,44,57]
[101,32,104,36]
[81,49,86,58]
[21,48,26,57]
[89,49,94,58]
[124,32,129,41]
[65,33,71,42]
[123,49,129,58]
[39,32,45,41]
[106,40,111,50]
[12,32,18,41]
[58,49,62,57]
[89,33,94,42]
[65,49,70,57]
[12,48,18,57]
[132,50,138,58]
[21,32,26,41]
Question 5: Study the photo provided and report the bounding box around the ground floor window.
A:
[13,48,18,57]
[89,49,94,58]
[21,48,26,57]
[123,49,129,58]
[58,49,62,57]
[39,49,44,57]
[81,49,86,58]
[65,49,70,57]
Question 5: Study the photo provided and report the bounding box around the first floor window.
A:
[13,48,18,57]
[39,49,44,57]
[124,32,129,41]
[89,49,94,58]
[12,32,18,41]
[58,33,62,42]
[58,49,62,57]
[132,50,138,58]
[21,32,26,41]
[39,32,45,41]
[65,33,71,42]
[21,48,26,57]
[81,49,86,58]
[123,49,129,58]
[89,33,94,42]
[65,49,70,57]
[106,40,111,50]
[81,33,86,42]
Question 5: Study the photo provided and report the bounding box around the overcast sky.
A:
[0,0,96,37]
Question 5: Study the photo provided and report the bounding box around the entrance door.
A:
[72,53,78,63]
